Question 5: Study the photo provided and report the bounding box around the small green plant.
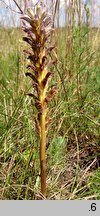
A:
[21,3,56,196]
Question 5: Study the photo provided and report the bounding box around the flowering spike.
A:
[21,3,56,197]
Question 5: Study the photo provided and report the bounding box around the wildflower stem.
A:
[40,110,46,196]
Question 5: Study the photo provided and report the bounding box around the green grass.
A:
[0,27,100,200]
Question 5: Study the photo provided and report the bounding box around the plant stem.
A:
[40,108,46,196]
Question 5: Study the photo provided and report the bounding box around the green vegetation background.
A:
[0,25,100,199]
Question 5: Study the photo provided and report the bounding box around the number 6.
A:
[91,203,96,211]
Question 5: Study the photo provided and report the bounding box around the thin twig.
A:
[53,0,59,28]
[12,0,23,14]
[1,0,21,14]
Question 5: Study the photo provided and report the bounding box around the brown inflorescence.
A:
[21,3,56,196]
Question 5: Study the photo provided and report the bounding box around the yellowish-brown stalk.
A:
[40,111,46,195]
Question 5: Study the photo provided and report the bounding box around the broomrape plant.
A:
[21,3,56,196]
